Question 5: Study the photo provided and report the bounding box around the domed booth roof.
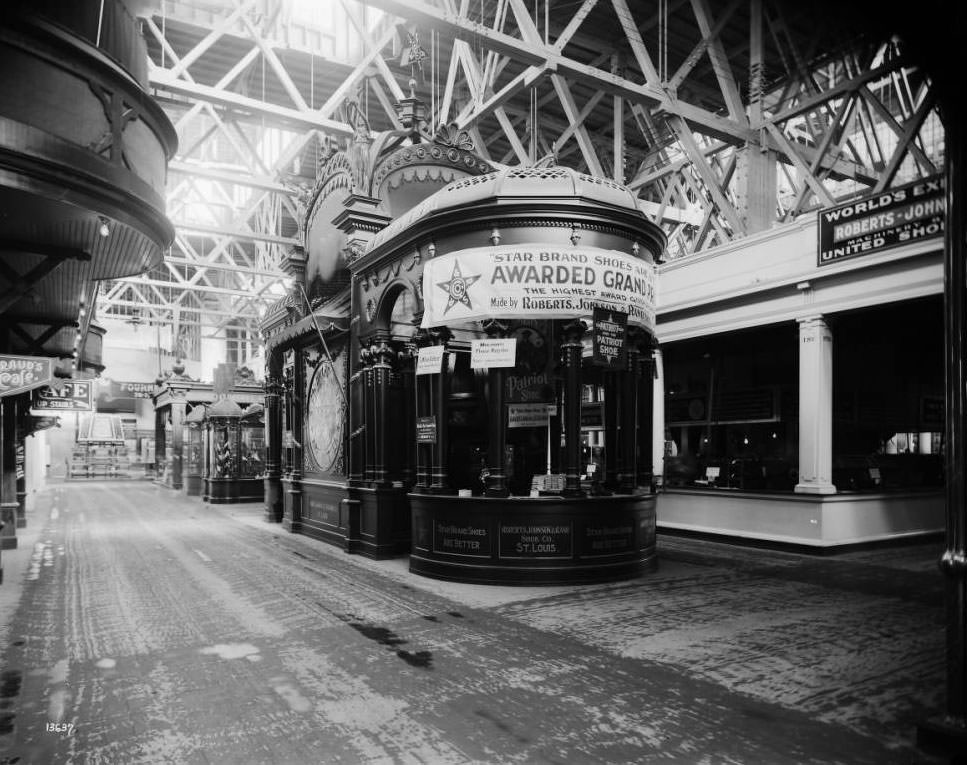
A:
[366,165,665,257]
[185,404,207,424]
[208,397,243,418]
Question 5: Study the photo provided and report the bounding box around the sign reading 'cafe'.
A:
[0,355,54,398]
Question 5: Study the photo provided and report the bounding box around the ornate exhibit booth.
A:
[368,167,666,584]
[153,362,263,499]
[262,98,665,584]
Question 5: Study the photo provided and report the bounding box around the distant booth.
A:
[152,362,263,501]
[261,99,665,584]
[68,413,127,479]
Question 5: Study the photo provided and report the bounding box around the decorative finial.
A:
[632,241,640,257]
[409,77,417,98]
[490,228,501,246]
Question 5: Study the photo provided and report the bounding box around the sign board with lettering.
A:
[96,379,155,412]
[592,308,627,368]
[818,175,945,266]
[580,523,635,558]
[416,415,437,443]
[415,345,446,375]
[421,244,657,330]
[470,338,517,369]
[433,521,491,557]
[32,381,93,411]
[0,355,53,398]
[507,403,550,428]
[499,521,573,559]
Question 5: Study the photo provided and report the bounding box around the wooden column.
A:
[371,334,393,487]
[603,370,619,490]
[14,398,27,527]
[0,398,17,550]
[637,338,656,491]
[283,352,305,531]
[348,357,365,486]
[361,342,376,483]
[413,329,432,490]
[619,338,641,493]
[561,319,586,498]
[428,328,451,494]
[484,320,510,498]
[398,342,417,487]
[263,354,283,522]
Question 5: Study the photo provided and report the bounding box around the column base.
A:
[794,482,837,494]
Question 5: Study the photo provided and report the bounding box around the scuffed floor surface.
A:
[0,482,947,764]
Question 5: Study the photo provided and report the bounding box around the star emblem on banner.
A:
[436,260,480,314]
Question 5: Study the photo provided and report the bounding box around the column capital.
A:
[797,314,829,327]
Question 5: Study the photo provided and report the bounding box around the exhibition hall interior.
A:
[0,0,964,762]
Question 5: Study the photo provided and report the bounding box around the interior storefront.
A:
[662,295,944,497]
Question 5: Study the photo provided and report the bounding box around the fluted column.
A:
[561,319,586,498]
[795,316,836,494]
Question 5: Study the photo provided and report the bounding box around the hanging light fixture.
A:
[97,215,110,238]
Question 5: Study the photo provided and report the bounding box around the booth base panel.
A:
[409,492,657,585]
[293,481,410,560]
[206,478,264,504]
[658,489,943,548]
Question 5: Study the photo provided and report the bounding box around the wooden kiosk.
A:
[357,166,665,584]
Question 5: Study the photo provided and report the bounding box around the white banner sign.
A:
[471,338,517,369]
[415,345,445,375]
[421,244,657,330]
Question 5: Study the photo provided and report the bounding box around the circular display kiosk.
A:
[354,165,666,584]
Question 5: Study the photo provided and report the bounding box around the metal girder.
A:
[98,0,944,333]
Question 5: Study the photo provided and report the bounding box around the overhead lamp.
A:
[97,215,110,238]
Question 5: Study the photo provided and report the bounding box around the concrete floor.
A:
[0,481,949,764]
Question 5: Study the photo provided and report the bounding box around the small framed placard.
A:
[416,416,437,443]
[416,345,446,375]
[471,338,517,369]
